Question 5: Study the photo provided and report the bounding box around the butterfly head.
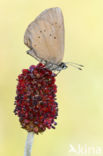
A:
[58,62,68,70]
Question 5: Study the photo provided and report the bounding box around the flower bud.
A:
[14,63,58,134]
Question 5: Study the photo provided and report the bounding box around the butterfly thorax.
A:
[41,60,68,72]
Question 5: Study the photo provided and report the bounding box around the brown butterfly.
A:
[24,7,83,73]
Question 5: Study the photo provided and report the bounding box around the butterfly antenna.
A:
[65,62,84,70]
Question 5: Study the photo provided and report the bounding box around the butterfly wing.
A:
[24,7,64,65]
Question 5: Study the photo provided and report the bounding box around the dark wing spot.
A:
[40,30,42,33]
[38,36,40,38]
[54,36,56,39]
[49,34,52,36]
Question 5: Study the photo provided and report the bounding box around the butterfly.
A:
[24,7,83,73]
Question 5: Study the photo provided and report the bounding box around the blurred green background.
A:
[0,0,103,155]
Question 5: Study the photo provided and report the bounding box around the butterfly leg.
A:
[26,49,41,62]
[44,62,53,69]
[56,70,61,75]
[40,59,47,65]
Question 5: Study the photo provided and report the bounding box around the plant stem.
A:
[24,132,34,156]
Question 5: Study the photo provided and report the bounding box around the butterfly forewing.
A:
[24,7,64,64]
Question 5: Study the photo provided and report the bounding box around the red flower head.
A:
[14,63,58,134]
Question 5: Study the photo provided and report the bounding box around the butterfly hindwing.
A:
[24,7,64,64]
